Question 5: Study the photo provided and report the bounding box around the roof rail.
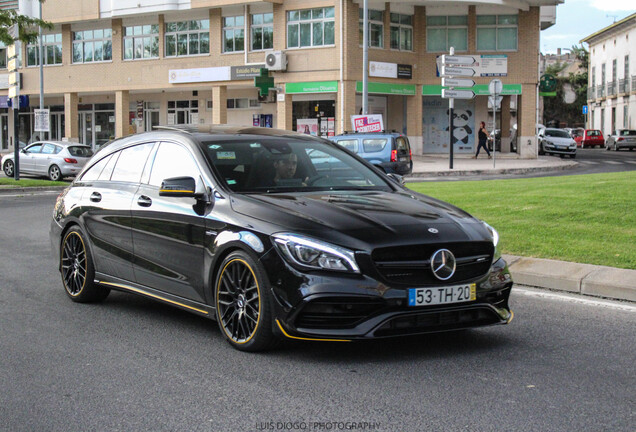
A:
[153,125,196,134]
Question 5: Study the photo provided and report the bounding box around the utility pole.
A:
[362,0,368,115]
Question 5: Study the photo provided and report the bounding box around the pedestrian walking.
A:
[473,121,491,159]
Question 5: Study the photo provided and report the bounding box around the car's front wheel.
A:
[48,164,62,181]
[61,227,110,302]
[3,160,14,177]
[215,250,277,352]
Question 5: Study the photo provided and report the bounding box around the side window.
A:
[25,144,43,154]
[41,143,57,154]
[81,154,113,181]
[363,138,388,153]
[110,143,154,183]
[335,139,359,152]
[98,152,119,181]
[148,142,200,187]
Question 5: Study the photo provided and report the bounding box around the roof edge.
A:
[580,12,636,44]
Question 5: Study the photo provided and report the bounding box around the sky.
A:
[541,0,635,53]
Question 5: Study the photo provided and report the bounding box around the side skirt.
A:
[95,272,216,319]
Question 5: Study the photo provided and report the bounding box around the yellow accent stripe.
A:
[98,281,208,315]
[507,310,514,323]
[160,189,194,194]
[276,319,351,342]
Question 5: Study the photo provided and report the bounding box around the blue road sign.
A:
[582,105,588,114]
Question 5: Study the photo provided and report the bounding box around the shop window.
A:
[124,25,159,60]
[167,100,199,124]
[227,98,260,109]
[251,13,273,51]
[476,15,518,51]
[359,9,384,48]
[73,29,112,63]
[287,7,335,49]
[390,13,412,51]
[165,20,210,57]
[223,16,245,53]
[426,16,467,52]
[27,34,62,67]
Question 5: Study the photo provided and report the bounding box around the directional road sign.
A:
[442,89,475,100]
[440,66,476,77]
[489,79,503,95]
[440,55,477,65]
[442,78,475,88]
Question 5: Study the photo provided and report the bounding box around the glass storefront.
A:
[78,103,115,148]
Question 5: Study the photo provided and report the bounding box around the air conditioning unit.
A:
[265,51,287,71]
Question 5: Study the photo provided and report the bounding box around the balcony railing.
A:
[632,75,636,93]
[607,81,616,96]
[597,85,605,98]
[618,79,626,93]
[588,86,595,100]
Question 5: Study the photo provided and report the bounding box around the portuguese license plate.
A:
[408,284,476,306]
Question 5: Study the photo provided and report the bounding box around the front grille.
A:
[372,242,494,285]
[295,297,386,329]
[373,308,500,337]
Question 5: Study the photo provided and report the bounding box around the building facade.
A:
[1,0,560,157]
[582,13,636,136]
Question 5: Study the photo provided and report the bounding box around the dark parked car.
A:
[329,132,413,175]
[50,126,513,352]
[605,129,636,151]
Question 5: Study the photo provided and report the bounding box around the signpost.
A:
[488,79,503,168]
[441,50,477,169]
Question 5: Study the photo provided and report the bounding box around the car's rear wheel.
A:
[215,250,277,352]
[3,160,14,177]
[48,164,62,181]
[614,143,619,151]
[61,227,110,303]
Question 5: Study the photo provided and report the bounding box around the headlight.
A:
[481,221,499,247]
[272,233,360,273]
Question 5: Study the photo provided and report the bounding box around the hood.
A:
[230,190,489,250]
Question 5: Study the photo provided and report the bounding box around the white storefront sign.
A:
[369,61,398,79]
[169,67,231,84]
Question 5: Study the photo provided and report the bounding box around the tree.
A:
[542,45,589,127]
[0,4,52,46]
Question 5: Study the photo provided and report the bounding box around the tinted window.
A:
[363,138,388,152]
[25,144,43,154]
[335,139,359,152]
[111,143,154,183]
[68,146,94,157]
[148,142,200,187]
[619,130,636,136]
[201,138,390,193]
[545,129,570,138]
[41,143,58,154]
[587,130,600,137]
[81,154,113,181]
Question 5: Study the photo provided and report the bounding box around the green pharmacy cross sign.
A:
[539,74,557,97]
[254,69,274,96]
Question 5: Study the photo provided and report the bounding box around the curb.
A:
[408,163,577,178]
[0,186,66,195]
[504,254,636,303]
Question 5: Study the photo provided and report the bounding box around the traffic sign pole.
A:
[489,79,502,168]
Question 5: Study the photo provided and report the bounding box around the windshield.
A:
[202,137,392,193]
[545,129,571,138]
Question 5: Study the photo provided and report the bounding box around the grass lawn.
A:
[408,171,636,270]
[0,178,68,188]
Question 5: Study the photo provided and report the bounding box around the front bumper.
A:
[264,253,513,341]
[543,144,576,155]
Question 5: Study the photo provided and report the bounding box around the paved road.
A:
[1,195,635,432]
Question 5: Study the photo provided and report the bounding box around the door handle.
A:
[137,195,152,207]
[89,192,102,203]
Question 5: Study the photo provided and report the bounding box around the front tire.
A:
[3,160,14,177]
[215,250,277,352]
[61,227,110,303]
[48,164,62,181]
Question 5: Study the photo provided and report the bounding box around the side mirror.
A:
[387,173,406,185]
[159,176,197,198]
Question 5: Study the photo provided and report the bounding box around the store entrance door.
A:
[0,114,8,149]
[145,110,159,132]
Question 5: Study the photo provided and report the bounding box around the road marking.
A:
[624,161,636,164]
[515,287,636,312]
[604,160,623,165]
[579,161,598,164]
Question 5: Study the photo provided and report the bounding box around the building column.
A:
[276,90,292,130]
[212,85,227,125]
[406,86,423,154]
[518,84,538,158]
[337,80,357,134]
[115,90,129,138]
[64,92,79,141]
[500,95,512,153]
[112,19,123,63]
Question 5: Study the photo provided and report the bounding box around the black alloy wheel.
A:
[61,227,110,302]
[3,160,14,177]
[215,251,276,351]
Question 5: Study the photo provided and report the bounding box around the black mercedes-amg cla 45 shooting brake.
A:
[50,126,513,351]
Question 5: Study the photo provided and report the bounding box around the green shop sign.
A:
[285,81,338,94]
[422,84,522,96]
[356,82,416,95]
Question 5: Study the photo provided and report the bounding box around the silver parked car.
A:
[605,129,636,151]
[2,141,93,181]
[538,128,577,158]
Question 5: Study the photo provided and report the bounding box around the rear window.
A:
[68,146,94,157]
[335,139,359,152]
[395,137,410,152]
[363,138,388,153]
[619,130,636,136]
[587,130,601,137]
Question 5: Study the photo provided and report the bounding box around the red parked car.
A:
[574,129,604,148]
